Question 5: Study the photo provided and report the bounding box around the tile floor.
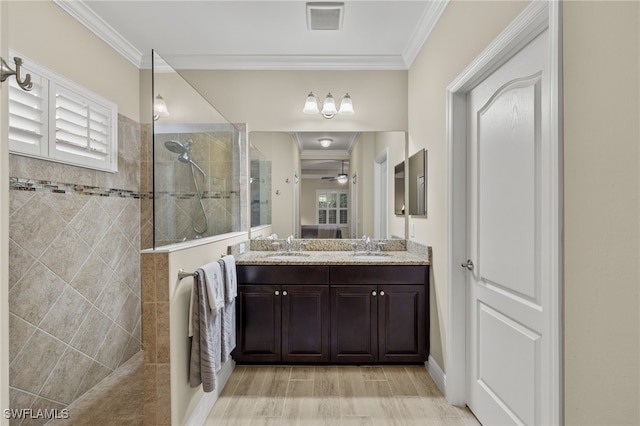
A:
[206,365,480,426]
[44,357,479,426]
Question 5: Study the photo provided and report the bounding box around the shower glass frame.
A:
[151,50,245,248]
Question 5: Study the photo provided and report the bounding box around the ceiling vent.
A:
[306,2,344,31]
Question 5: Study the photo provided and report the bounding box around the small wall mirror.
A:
[394,161,405,215]
[408,148,427,216]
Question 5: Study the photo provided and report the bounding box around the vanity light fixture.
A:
[319,138,333,148]
[153,94,170,121]
[303,92,354,119]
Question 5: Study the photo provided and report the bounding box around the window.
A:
[317,190,348,226]
[8,51,118,172]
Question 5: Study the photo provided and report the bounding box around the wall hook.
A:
[1,57,33,91]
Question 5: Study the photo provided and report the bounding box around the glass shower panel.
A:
[152,51,243,248]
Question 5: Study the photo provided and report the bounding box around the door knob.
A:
[275,290,280,296]
[372,290,377,297]
[282,290,288,296]
[379,290,385,297]
[461,259,474,271]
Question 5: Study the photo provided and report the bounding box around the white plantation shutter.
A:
[52,84,115,169]
[8,51,117,172]
[316,190,348,225]
[8,70,47,156]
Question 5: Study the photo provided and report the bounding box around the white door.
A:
[465,28,551,425]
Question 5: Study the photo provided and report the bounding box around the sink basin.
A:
[352,252,391,260]
[266,252,310,260]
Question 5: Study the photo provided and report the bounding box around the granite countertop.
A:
[235,249,430,265]
[230,238,431,265]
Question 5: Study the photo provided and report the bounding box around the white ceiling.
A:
[55,0,449,70]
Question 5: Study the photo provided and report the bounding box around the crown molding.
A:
[139,53,409,71]
[55,0,444,71]
[403,0,450,67]
[53,0,143,68]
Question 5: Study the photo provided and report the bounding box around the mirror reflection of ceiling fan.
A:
[322,160,349,183]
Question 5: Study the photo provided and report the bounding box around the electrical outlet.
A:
[239,242,246,254]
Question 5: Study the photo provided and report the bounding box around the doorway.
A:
[446,2,562,424]
[374,148,389,239]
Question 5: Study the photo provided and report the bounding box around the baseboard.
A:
[183,359,235,426]
[426,355,446,395]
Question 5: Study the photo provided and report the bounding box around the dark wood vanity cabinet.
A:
[330,266,428,363]
[233,263,428,364]
[233,265,330,363]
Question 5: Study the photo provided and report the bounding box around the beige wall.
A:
[250,132,298,237]
[563,1,640,424]
[7,1,140,121]
[179,70,407,132]
[410,0,640,423]
[408,0,529,371]
[374,132,407,239]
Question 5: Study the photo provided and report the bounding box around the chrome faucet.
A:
[362,235,372,252]
[286,235,294,252]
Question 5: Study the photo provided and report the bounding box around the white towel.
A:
[189,269,221,392]
[188,260,225,337]
[218,257,237,363]
[220,255,237,303]
[202,260,225,314]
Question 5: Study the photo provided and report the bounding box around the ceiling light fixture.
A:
[303,92,354,119]
[153,94,169,121]
[337,160,348,184]
[319,138,333,148]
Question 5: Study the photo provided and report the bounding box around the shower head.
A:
[164,140,186,154]
[165,139,194,163]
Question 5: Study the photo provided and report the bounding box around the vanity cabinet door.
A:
[378,284,427,362]
[330,285,378,363]
[233,284,281,362]
[281,285,330,362]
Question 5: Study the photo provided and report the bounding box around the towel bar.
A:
[177,253,229,281]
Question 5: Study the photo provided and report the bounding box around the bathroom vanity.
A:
[232,243,430,364]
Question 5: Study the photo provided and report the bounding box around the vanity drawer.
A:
[329,265,427,285]
[237,264,329,285]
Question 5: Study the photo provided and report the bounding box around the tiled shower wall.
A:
[152,130,241,246]
[7,114,142,424]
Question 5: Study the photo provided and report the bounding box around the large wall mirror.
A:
[408,148,427,216]
[249,131,408,240]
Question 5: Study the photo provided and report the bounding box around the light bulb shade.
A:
[303,92,320,114]
[337,173,348,184]
[319,138,332,148]
[338,93,354,115]
[154,94,169,120]
[321,93,338,118]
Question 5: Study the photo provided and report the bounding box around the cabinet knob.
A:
[372,290,377,297]
[282,290,288,296]
[379,290,385,297]
[275,290,280,296]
